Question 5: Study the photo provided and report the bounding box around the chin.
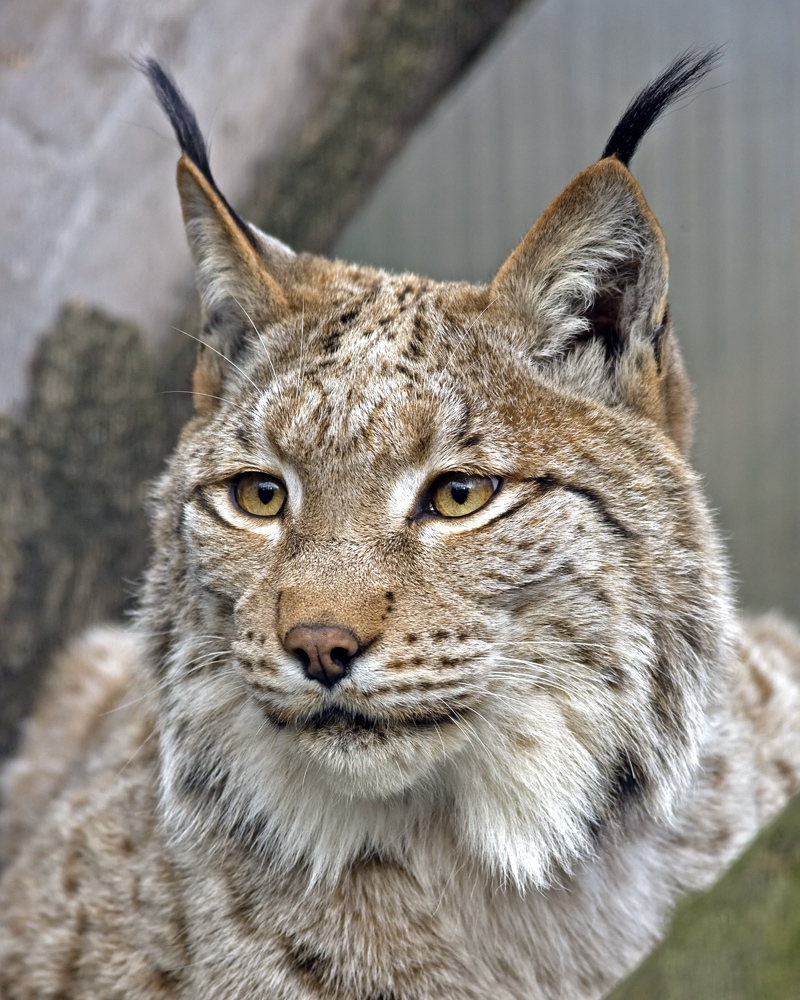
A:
[287,705,467,799]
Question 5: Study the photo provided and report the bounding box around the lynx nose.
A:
[283,625,359,689]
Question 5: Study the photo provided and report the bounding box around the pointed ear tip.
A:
[597,153,628,168]
[589,156,667,243]
[536,156,647,216]
[176,154,205,189]
[588,155,640,186]
[175,155,227,223]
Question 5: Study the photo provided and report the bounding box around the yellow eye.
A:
[232,473,286,517]
[430,473,498,518]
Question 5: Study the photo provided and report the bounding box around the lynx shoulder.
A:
[1,50,799,1000]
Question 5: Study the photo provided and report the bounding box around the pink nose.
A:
[283,625,359,688]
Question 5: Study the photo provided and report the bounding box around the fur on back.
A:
[1,50,799,1000]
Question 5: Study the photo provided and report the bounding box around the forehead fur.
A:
[191,261,551,464]
[179,251,687,510]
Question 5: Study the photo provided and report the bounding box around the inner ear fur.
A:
[177,157,294,414]
[492,157,694,452]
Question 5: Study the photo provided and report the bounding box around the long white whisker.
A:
[439,295,500,377]
[159,389,250,414]
[432,853,469,917]
[100,643,234,716]
[231,295,278,381]
[172,326,261,393]
[508,639,612,650]
[113,727,158,781]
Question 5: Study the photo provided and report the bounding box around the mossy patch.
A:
[0,303,164,758]
[608,794,800,999]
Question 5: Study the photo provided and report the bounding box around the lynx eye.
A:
[232,473,286,518]
[430,473,498,518]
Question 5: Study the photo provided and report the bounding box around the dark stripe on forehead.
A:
[536,476,634,540]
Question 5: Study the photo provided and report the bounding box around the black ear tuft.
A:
[601,47,723,166]
[139,58,213,184]
[139,57,258,249]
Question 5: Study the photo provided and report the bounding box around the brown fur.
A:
[2,84,800,999]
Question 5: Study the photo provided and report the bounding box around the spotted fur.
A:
[1,54,799,999]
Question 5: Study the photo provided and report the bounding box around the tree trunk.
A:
[0,0,531,761]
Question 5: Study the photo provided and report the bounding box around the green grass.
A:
[608,794,800,999]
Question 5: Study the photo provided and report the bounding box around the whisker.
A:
[99,645,233,716]
[231,294,278,381]
[451,710,497,756]
[507,640,613,653]
[432,853,469,917]
[113,727,158,781]
[438,295,500,378]
[159,389,250,414]
[172,326,262,393]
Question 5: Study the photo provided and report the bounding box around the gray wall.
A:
[0,0,372,414]
[337,0,800,619]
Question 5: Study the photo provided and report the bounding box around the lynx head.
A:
[140,52,734,887]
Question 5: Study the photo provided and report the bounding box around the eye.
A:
[429,473,499,519]
[231,473,286,517]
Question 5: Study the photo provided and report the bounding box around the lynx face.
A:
[142,57,734,887]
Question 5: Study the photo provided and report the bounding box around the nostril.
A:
[283,625,360,688]
[292,647,311,672]
[330,647,352,670]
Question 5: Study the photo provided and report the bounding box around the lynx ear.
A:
[493,154,669,359]
[492,158,694,448]
[143,59,295,412]
[491,46,723,451]
[176,155,291,321]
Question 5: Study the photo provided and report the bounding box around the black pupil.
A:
[450,482,470,506]
[257,481,276,506]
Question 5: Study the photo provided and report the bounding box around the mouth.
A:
[262,702,462,734]
[299,705,461,733]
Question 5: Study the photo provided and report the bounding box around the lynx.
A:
[1,50,799,1000]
